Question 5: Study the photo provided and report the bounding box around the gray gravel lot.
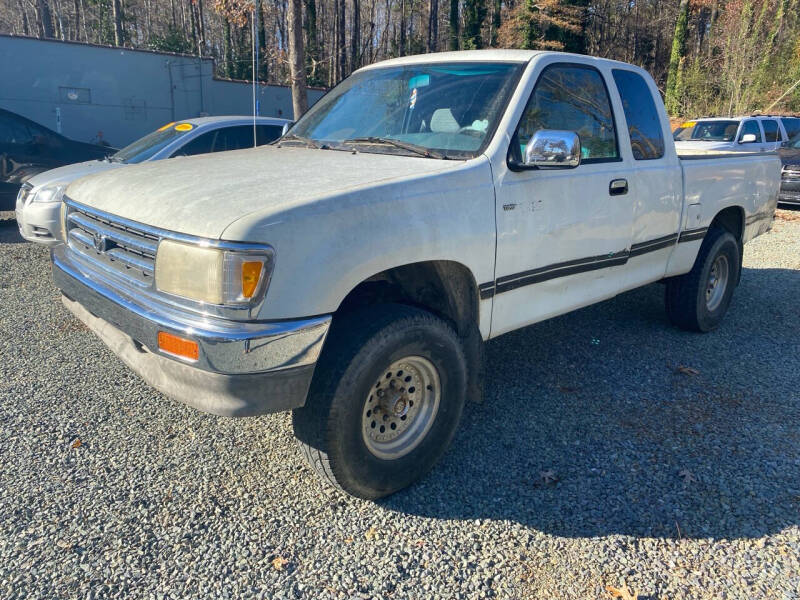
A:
[1,209,799,600]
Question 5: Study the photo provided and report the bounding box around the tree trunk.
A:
[427,0,438,52]
[19,0,31,36]
[111,0,123,46]
[197,0,207,55]
[351,0,361,71]
[224,18,234,77]
[665,0,690,115]
[337,0,346,81]
[399,0,406,55]
[288,0,309,118]
[36,0,54,38]
[448,0,458,50]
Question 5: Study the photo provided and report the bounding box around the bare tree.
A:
[287,0,308,117]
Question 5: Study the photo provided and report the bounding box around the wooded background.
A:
[1,0,799,118]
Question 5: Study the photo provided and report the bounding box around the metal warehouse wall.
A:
[0,35,326,148]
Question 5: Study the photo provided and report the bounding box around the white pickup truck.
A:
[52,50,780,499]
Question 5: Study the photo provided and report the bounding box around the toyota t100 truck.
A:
[51,51,780,499]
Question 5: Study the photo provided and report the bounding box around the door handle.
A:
[609,178,628,196]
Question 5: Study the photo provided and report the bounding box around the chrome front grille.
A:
[65,199,158,288]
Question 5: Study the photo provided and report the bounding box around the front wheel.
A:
[292,304,467,499]
[665,226,741,332]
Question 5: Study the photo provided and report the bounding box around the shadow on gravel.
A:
[0,216,26,244]
[383,267,800,541]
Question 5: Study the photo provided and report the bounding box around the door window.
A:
[762,120,780,142]
[0,113,34,145]
[739,120,762,143]
[513,63,618,164]
[175,131,216,156]
[780,117,800,140]
[256,125,284,145]
[611,69,665,160]
[214,125,257,151]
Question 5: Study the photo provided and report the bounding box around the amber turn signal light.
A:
[157,331,199,361]
[241,261,263,298]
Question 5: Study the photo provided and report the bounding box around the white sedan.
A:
[15,116,291,245]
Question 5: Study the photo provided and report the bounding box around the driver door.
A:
[490,61,634,337]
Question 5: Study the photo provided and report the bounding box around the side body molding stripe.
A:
[481,228,708,299]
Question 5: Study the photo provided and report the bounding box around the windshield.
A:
[288,62,524,159]
[788,133,800,149]
[112,123,195,163]
[673,120,739,142]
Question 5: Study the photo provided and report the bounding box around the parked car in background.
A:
[0,108,112,211]
[673,115,800,154]
[15,116,291,245]
[52,50,780,499]
[778,133,800,206]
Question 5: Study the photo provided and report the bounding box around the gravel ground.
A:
[1,209,799,600]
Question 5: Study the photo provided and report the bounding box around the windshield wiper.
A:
[277,134,323,149]
[343,137,448,159]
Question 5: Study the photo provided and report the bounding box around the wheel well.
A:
[336,261,479,337]
[710,206,744,244]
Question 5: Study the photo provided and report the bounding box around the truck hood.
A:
[26,160,124,190]
[65,146,461,239]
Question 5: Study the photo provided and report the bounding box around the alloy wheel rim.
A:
[361,356,441,460]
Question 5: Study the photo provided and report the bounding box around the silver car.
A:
[16,116,291,245]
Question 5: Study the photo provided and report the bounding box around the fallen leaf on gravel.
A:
[271,556,289,571]
[605,583,639,600]
[70,438,82,449]
[344,537,353,544]
[539,470,559,485]
[365,527,378,541]
[678,469,696,484]
[676,365,699,376]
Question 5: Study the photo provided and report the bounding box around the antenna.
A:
[252,5,258,148]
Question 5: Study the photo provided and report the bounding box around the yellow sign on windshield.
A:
[680,121,696,128]
[174,123,194,132]
[157,122,175,131]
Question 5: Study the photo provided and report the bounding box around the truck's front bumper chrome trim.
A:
[52,246,331,375]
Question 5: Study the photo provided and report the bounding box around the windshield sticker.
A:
[174,123,194,132]
[680,121,696,128]
[157,122,175,131]
[409,88,417,110]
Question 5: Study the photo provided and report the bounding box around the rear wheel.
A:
[665,226,741,332]
[292,304,467,499]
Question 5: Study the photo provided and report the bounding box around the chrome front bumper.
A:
[52,246,331,416]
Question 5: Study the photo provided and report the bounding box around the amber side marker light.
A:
[158,331,199,361]
[241,261,263,298]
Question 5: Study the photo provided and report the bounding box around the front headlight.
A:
[155,239,274,305]
[30,184,66,204]
[16,183,33,205]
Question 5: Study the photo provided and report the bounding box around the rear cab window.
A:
[511,63,619,165]
[611,69,665,160]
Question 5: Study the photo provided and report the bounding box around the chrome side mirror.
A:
[524,130,581,168]
[739,133,757,144]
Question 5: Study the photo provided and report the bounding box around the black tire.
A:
[292,303,468,499]
[665,226,741,332]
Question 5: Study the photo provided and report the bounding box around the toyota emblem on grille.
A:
[93,233,109,253]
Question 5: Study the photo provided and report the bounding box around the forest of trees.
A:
[1,0,799,118]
